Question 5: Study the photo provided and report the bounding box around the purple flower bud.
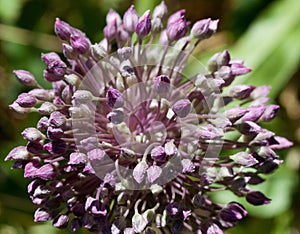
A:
[257,159,282,174]
[270,136,293,150]
[153,75,170,94]
[63,43,77,59]
[181,159,195,173]
[91,43,107,59]
[246,191,271,206]
[217,49,231,67]
[34,208,52,222]
[191,18,211,38]
[230,152,258,166]
[153,1,168,19]
[231,63,252,76]
[117,47,132,60]
[86,198,107,216]
[230,85,255,99]
[167,17,188,41]
[70,35,91,54]
[167,9,185,27]
[136,10,151,37]
[13,70,38,86]
[248,174,265,185]
[54,18,73,41]
[16,93,37,108]
[251,85,271,99]
[53,214,69,229]
[104,19,118,41]
[165,140,177,156]
[147,165,162,183]
[80,137,98,151]
[33,184,52,198]
[5,146,30,161]
[133,161,148,183]
[226,107,249,123]
[29,89,54,101]
[220,202,247,222]
[37,116,49,131]
[43,70,63,82]
[72,90,95,103]
[22,127,43,142]
[151,146,166,162]
[191,18,219,39]
[106,9,122,26]
[241,106,266,122]
[41,52,61,67]
[239,121,262,139]
[172,99,191,118]
[69,152,87,165]
[9,102,31,114]
[206,223,223,234]
[31,197,47,205]
[106,88,124,108]
[49,111,66,128]
[260,105,279,122]
[35,164,56,180]
[24,161,40,178]
[159,29,168,45]
[123,5,139,33]
[28,179,43,194]
[151,17,163,33]
[44,139,67,154]
[107,109,125,124]
[38,102,57,115]
[87,148,105,166]
[27,141,43,154]
[117,25,130,46]
[47,126,64,140]
[198,124,223,139]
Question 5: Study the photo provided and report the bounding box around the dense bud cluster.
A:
[6,1,292,233]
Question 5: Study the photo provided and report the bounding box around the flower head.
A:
[6,2,292,233]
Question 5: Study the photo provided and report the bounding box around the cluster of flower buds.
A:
[6,1,292,233]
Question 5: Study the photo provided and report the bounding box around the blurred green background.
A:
[0,0,299,233]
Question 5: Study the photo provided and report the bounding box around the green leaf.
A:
[229,0,300,98]
[0,0,22,23]
[134,0,160,15]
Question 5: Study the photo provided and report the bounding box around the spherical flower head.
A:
[5,2,293,234]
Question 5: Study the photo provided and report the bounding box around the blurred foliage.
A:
[0,0,299,233]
